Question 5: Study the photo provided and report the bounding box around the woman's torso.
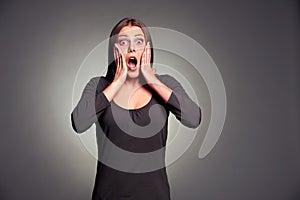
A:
[92,79,171,200]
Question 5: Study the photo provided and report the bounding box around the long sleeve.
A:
[157,74,201,128]
[71,76,110,133]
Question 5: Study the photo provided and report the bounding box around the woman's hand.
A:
[102,44,127,102]
[113,43,127,85]
[141,42,157,84]
[141,42,172,102]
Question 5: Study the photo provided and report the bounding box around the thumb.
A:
[152,68,156,74]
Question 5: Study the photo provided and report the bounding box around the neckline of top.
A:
[112,95,153,111]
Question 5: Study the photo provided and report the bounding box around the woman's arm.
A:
[71,77,110,133]
[141,60,201,128]
[141,43,201,128]
[71,45,128,133]
[153,74,202,128]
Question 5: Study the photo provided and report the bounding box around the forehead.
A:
[118,25,144,37]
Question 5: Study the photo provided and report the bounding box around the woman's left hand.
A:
[141,42,157,84]
[141,42,172,102]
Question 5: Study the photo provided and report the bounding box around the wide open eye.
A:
[119,39,128,46]
[136,38,144,45]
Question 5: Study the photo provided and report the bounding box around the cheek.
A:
[119,46,128,53]
[137,48,145,59]
[137,52,144,62]
[136,45,145,52]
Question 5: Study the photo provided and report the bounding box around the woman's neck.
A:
[124,77,141,89]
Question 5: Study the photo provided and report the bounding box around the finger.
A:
[147,42,151,64]
[118,50,121,68]
[121,52,126,69]
[117,52,121,74]
[114,44,121,64]
[114,44,120,66]
[141,48,145,67]
[118,50,122,69]
[143,42,149,66]
[143,46,147,68]
[142,51,146,67]
[114,47,118,67]
[114,44,123,58]
[115,44,126,68]
[117,55,122,76]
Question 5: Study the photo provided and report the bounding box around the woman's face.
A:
[116,25,146,79]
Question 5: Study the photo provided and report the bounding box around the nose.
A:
[128,41,135,53]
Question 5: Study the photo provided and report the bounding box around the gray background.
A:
[1,0,299,200]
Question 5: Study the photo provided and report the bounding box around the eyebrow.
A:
[118,34,145,38]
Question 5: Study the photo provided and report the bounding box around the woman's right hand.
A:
[112,43,127,85]
[102,44,127,102]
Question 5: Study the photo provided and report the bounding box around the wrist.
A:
[112,79,123,89]
[145,74,159,86]
[148,78,172,102]
[103,80,122,102]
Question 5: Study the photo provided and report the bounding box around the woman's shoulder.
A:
[155,74,180,89]
[89,76,109,84]
[156,74,175,82]
[88,76,110,92]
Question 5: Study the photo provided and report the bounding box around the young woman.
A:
[71,17,201,200]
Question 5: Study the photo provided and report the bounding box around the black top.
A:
[71,74,201,200]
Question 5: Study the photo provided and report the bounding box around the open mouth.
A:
[127,56,138,70]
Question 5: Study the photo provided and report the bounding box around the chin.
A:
[126,70,140,79]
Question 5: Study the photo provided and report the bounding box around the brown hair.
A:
[105,18,154,82]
